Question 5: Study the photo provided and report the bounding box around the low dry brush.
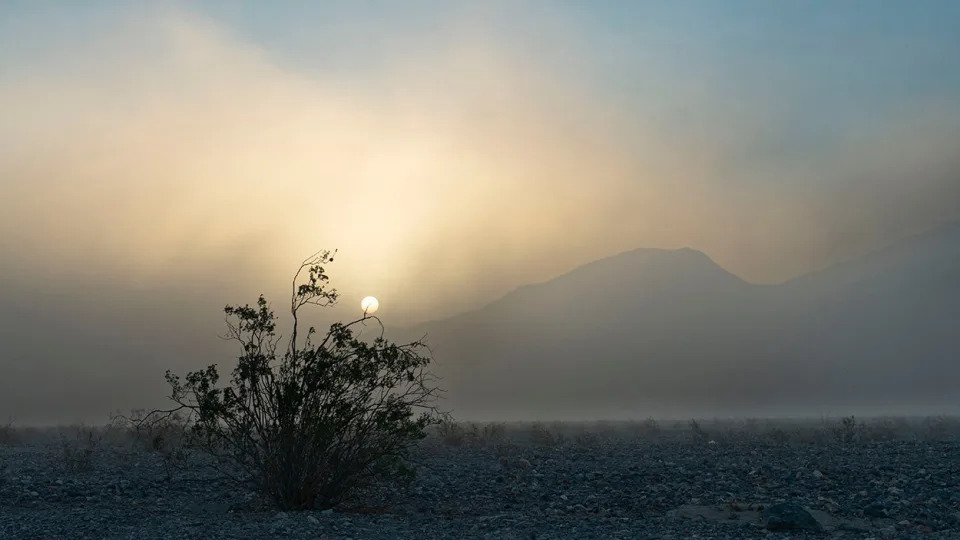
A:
[0,418,17,446]
[58,425,101,474]
[139,251,444,510]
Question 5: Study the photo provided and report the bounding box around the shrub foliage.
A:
[161,251,443,510]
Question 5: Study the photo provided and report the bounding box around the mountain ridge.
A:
[409,246,751,332]
[412,221,960,331]
[403,221,960,419]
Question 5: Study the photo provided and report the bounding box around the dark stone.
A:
[864,503,889,518]
[765,502,823,531]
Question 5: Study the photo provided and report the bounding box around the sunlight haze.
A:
[1,1,959,424]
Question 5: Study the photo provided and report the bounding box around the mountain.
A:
[773,222,960,404]
[402,223,960,420]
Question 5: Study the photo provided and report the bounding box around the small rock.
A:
[812,470,823,480]
[837,521,871,533]
[817,496,840,513]
[864,503,889,518]
[764,502,823,531]
[499,457,532,470]
[306,515,319,525]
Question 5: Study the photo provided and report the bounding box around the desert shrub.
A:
[464,423,485,444]
[114,408,191,454]
[550,422,569,445]
[102,413,134,445]
[438,421,468,447]
[923,416,960,440]
[0,418,16,446]
[573,430,600,447]
[590,420,617,439]
[790,423,831,445]
[766,427,791,445]
[444,422,509,446]
[156,251,443,510]
[433,421,503,447]
[834,416,862,444]
[528,422,558,446]
[481,422,507,443]
[59,426,101,473]
[862,417,901,442]
[688,419,709,444]
[640,417,661,438]
[112,408,193,481]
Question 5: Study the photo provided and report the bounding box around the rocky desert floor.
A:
[2,418,959,539]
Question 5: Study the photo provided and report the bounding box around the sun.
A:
[360,296,379,315]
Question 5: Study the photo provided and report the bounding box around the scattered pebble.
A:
[1,429,958,539]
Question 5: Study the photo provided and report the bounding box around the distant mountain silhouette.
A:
[403,222,960,419]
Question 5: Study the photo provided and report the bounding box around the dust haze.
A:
[1,4,959,424]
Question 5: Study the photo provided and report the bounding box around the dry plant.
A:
[111,408,194,481]
[640,417,662,438]
[59,425,101,474]
[766,427,791,446]
[573,429,600,447]
[0,417,16,446]
[437,421,468,447]
[137,251,444,510]
[112,408,191,453]
[480,422,507,443]
[862,417,903,442]
[834,416,862,445]
[528,422,558,446]
[688,419,709,444]
[922,415,960,440]
[435,421,507,447]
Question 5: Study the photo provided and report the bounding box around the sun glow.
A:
[360,296,380,315]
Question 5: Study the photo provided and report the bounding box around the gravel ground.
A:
[2,424,959,539]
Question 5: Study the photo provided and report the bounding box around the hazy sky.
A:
[2,0,959,324]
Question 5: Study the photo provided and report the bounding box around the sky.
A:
[2,1,960,319]
[1,2,959,423]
